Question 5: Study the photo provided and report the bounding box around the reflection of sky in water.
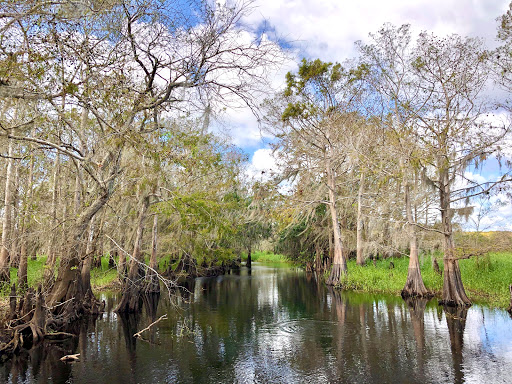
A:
[1,265,512,383]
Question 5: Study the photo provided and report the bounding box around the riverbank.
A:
[3,251,510,310]
[5,256,120,295]
[337,252,512,309]
[242,251,290,264]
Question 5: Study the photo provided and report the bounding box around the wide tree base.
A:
[0,284,104,358]
[439,259,472,307]
[401,267,431,299]
[326,263,346,286]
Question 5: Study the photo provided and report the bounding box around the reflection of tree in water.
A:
[2,268,511,383]
[323,289,435,383]
[444,305,468,384]
[119,311,140,384]
[2,316,88,383]
[405,298,428,375]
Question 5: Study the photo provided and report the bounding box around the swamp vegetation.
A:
[0,0,511,381]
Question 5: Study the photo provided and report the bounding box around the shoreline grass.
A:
[242,251,290,264]
[3,251,510,309]
[6,255,120,295]
[337,252,512,309]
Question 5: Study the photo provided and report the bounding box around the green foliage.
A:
[275,220,316,265]
[281,58,348,122]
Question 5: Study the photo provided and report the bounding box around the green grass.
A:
[9,255,47,289]
[7,255,119,293]
[90,256,119,290]
[458,252,512,308]
[337,252,512,309]
[243,251,290,263]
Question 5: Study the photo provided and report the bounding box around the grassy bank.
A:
[7,256,120,294]
[243,251,290,264]
[338,252,512,309]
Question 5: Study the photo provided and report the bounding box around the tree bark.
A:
[356,172,365,266]
[326,159,347,285]
[439,169,471,306]
[0,139,15,283]
[246,244,252,269]
[46,190,111,308]
[115,195,150,313]
[18,139,35,290]
[81,215,96,295]
[117,204,131,278]
[314,242,323,273]
[44,151,60,286]
[146,214,160,293]
[10,161,20,268]
[401,183,429,298]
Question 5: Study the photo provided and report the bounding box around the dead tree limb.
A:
[133,314,167,339]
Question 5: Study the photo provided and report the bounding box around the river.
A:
[1,263,511,383]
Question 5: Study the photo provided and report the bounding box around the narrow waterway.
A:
[1,264,511,383]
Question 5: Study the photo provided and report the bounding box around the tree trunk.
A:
[10,161,20,268]
[325,159,347,286]
[117,204,131,278]
[146,214,160,293]
[81,215,96,295]
[0,139,15,284]
[356,172,365,266]
[47,151,60,262]
[314,242,323,273]
[92,210,105,269]
[46,190,112,308]
[18,141,35,290]
[246,244,252,269]
[115,195,150,313]
[43,151,61,289]
[402,183,428,298]
[439,170,471,306]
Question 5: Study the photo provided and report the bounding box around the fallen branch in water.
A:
[45,332,76,340]
[133,315,167,339]
[60,353,80,362]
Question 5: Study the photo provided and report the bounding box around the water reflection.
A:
[444,306,468,384]
[0,264,511,383]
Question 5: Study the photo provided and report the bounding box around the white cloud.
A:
[244,0,509,62]
[246,147,279,181]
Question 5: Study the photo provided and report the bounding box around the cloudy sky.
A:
[225,0,511,230]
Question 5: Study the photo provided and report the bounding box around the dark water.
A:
[1,264,511,383]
